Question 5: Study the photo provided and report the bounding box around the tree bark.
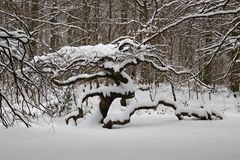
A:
[99,96,114,122]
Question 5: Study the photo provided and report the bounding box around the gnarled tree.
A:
[34,38,223,129]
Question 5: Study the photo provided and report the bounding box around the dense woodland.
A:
[0,0,239,128]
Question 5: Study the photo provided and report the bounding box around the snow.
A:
[53,72,106,85]
[0,29,29,43]
[142,7,240,45]
[32,42,126,81]
[175,107,224,120]
[32,38,147,73]
[79,71,135,104]
[1,114,240,160]
[0,41,9,49]
[33,43,119,64]
[103,59,136,72]
[10,30,29,43]
[103,96,176,124]
[117,38,139,51]
[0,86,240,160]
[59,43,119,58]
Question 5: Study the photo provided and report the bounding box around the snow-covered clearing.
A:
[1,114,240,160]
[0,87,240,160]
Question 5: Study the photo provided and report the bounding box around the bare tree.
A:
[35,38,223,129]
[0,22,36,127]
[0,0,239,128]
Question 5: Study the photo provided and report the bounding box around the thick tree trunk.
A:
[99,96,114,122]
[120,98,127,106]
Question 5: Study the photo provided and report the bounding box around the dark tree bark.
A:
[99,96,114,122]
[65,107,83,125]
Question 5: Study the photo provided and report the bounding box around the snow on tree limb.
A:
[193,20,240,82]
[0,25,45,127]
[175,108,224,121]
[80,71,135,102]
[142,7,240,45]
[32,37,224,128]
[48,42,206,89]
[0,28,29,44]
[52,72,108,86]
[103,96,223,129]
[1,0,238,129]
[103,97,178,128]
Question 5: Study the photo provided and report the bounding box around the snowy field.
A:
[1,87,240,160]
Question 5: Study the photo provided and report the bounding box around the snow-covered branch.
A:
[175,107,224,121]
[103,96,223,129]
[142,7,240,44]
[52,72,108,86]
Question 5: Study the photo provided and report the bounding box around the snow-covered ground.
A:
[1,114,240,160]
[1,87,240,160]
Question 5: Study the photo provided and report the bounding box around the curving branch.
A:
[51,71,109,86]
[65,107,83,125]
[0,92,31,128]
[103,97,178,129]
[175,108,224,120]
[142,7,240,45]
[0,26,44,127]
[103,96,223,129]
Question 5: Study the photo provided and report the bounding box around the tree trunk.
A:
[99,96,114,122]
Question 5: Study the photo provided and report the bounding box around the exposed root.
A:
[65,107,83,125]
